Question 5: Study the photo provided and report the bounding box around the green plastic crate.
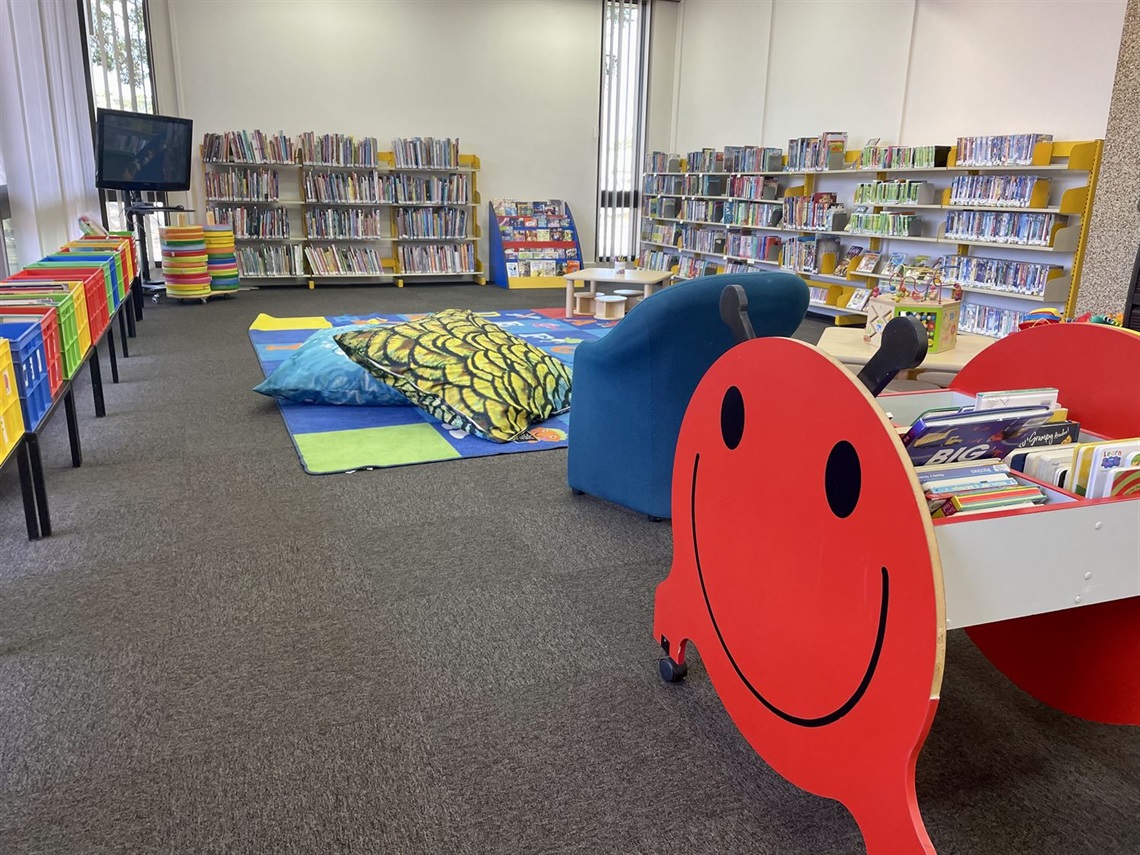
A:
[0,292,81,378]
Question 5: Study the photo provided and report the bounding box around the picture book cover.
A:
[846,288,872,311]
[854,251,881,275]
[904,405,1055,466]
[834,245,862,277]
[881,251,907,278]
[1109,466,1140,497]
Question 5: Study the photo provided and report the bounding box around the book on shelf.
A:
[845,210,921,237]
[398,242,475,274]
[834,245,863,277]
[942,210,1055,246]
[787,131,847,171]
[687,148,725,173]
[846,288,872,311]
[207,205,290,240]
[391,173,469,204]
[237,244,304,277]
[304,208,386,240]
[205,167,279,201]
[304,244,387,276]
[723,145,783,173]
[941,255,1061,297]
[949,175,1047,208]
[396,207,469,239]
[955,134,1052,167]
[202,130,294,164]
[880,251,908,279]
[298,132,379,167]
[644,151,682,173]
[392,137,460,169]
[959,303,1024,337]
[304,171,382,204]
[858,143,949,170]
[854,251,881,275]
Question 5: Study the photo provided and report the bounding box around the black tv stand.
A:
[124,192,190,296]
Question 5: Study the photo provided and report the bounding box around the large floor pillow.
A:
[254,325,409,406]
[334,309,573,442]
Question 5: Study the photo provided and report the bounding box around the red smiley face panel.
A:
[654,337,945,847]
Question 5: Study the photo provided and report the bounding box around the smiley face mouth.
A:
[690,453,889,728]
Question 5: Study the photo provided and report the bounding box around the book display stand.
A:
[653,322,1140,854]
[639,137,1102,339]
[488,199,584,289]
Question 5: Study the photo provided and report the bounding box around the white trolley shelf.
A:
[652,322,1140,855]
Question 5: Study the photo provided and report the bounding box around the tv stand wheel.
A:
[659,656,688,683]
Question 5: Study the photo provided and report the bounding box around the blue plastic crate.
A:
[18,370,51,430]
[0,320,46,391]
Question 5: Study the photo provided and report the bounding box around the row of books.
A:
[687,148,724,172]
[949,175,1046,208]
[728,233,782,262]
[642,221,680,244]
[237,245,304,277]
[395,208,469,239]
[298,133,381,167]
[917,461,1048,517]
[786,132,847,171]
[677,255,720,280]
[392,137,460,168]
[726,200,782,228]
[808,285,830,304]
[858,143,949,170]
[207,206,290,239]
[781,235,840,274]
[955,134,1053,167]
[681,225,725,255]
[504,246,579,263]
[682,199,726,224]
[783,193,843,230]
[397,243,474,274]
[205,168,280,201]
[941,255,1061,296]
[304,245,387,275]
[499,226,576,243]
[845,211,920,237]
[202,130,294,164]
[304,171,382,204]
[943,210,1056,246]
[853,180,931,205]
[638,248,680,271]
[643,174,691,196]
[728,175,779,201]
[724,145,783,173]
[304,209,386,239]
[389,174,470,205]
[1014,435,1140,499]
[644,151,681,173]
[491,199,567,217]
[505,258,581,277]
[959,303,1024,337]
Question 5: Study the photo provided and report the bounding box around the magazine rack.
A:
[653,322,1140,854]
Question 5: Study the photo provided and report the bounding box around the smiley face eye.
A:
[720,386,745,450]
[825,440,861,518]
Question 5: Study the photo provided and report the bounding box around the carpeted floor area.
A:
[0,284,1136,855]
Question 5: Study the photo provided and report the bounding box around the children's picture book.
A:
[975,387,1059,411]
[903,405,1056,466]
[834,245,862,277]
[846,288,872,311]
[1086,440,1140,498]
[854,251,881,275]
[881,251,907,279]
[1110,466,1140,497]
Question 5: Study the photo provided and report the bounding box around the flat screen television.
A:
[95,108,193,193]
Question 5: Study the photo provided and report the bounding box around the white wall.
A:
[667,0,1127,151]
[646,0,681,152]
[153,0,602,259]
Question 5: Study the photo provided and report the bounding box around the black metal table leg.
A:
[89,348,106,417]
[64,388,82,467]
[25,433,51,538]
[107,326,120,383]
[15,439,40,540]
[118,308,131,353]
[125,298,137,338]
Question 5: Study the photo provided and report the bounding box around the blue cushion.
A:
[254,325,410,406]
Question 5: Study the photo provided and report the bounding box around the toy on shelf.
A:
[653,322,1140,854]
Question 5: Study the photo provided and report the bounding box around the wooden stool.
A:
[615,288,642,310]
[574,291,599,316]
[594,294,627,321]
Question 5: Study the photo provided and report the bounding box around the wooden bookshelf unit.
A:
[200,131,484,287]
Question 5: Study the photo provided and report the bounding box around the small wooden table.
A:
[562,268,673,319]
[817,326,995,378]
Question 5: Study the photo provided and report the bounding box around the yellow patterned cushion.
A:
[334,309,573,442]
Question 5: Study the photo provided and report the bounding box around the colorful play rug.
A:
[249,309,614,474]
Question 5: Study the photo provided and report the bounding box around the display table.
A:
[561,268,673,319]
[817,325,994,377]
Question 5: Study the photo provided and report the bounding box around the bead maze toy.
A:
[653,318,1140,854]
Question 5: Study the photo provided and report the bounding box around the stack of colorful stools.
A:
[159,225,211,299]
[204,224,240,294]
[0,338,26,461]
[0,319,51,430]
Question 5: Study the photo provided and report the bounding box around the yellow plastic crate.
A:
[0,340,25,460]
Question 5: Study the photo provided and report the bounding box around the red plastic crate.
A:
[0,307,63,396]
[6,268,110,340]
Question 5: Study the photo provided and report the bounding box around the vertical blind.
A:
[597,0,651,262]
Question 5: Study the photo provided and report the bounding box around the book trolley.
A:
[487,199,584,289]
[652,322,1140,854]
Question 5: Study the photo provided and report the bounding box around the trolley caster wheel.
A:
[659,656,688,683]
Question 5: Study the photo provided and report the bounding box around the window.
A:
[80,0,159,249]
[596,0,651,262]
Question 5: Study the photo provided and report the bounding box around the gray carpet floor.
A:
[0,284,1136,855]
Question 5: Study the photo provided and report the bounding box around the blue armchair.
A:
[567,271,810,519]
